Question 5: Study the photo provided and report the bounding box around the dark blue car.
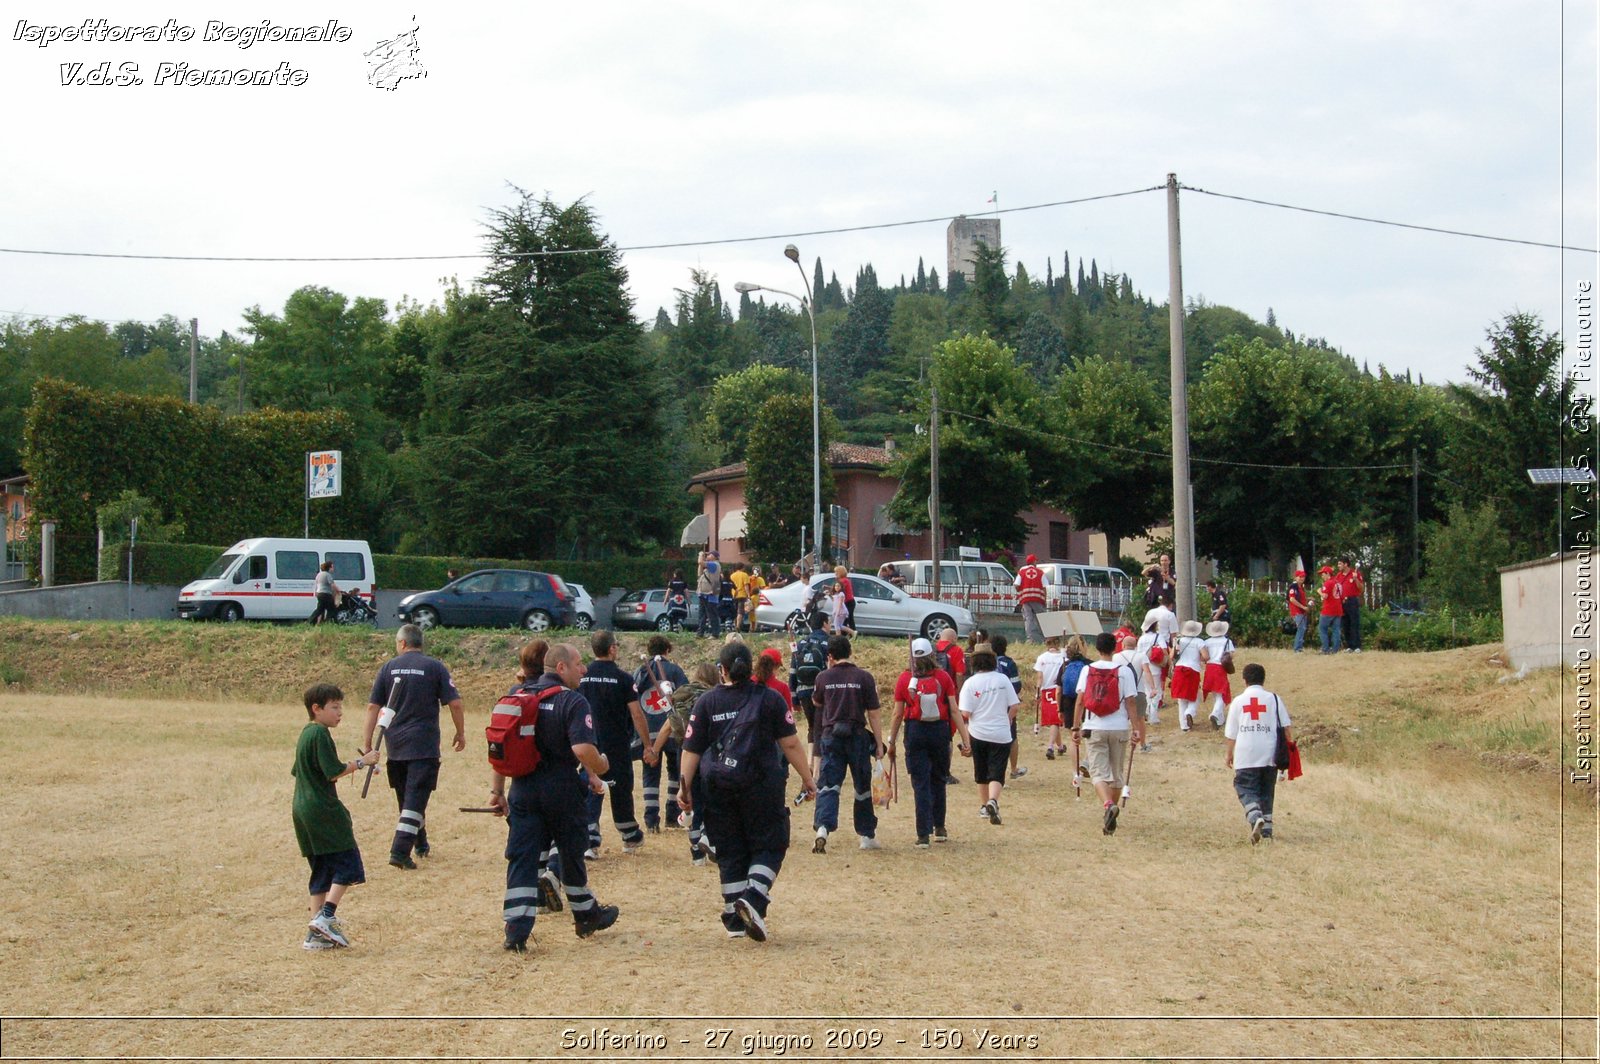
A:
[396,569,576,632]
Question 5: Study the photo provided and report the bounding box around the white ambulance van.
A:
[177,538,375,622]
[887,559,1018,613]
[1036,562,1133,616]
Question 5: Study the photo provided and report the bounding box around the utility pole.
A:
[1411,447,1421,589]
[929,381,942,603]
[189,318,198,403]
[1166,173,1197,623]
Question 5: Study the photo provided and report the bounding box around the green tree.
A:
[744,393,837,561]
[1421,502,1512,613]
[703,363,808,464]
[242,286,391,415]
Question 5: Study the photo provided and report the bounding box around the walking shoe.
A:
[1352,648,1362,654]
[573,904,619,938]
[725,927,747,939]
[1045,747,1056,760]
[388,853,417,871]
[1261,830,1274,840]
[696,837,717,860]
[915,835,931,848]
[859,836,881,850]
[733,897,767,943]
[944,773,960,786]
[537,869,563,914]
[503,934,528,953]
[812,828,828,854]
[308,912,350,947]
[983,800,1001,826]
[1140,742,1151,753]
[584,848,600,861]
[414,842,431,858]
[623,838,645,855]
[691,855,707,866]
[1032,723,1040,735]
[1250,818,1264,845]
[933,827,948,843]
[646,822,661,834]
[1181,715,1194,732]
[1210,716,1222,730]
[1010,766,1029,779]
[1102,802,1119,836]
[302,930,336,951]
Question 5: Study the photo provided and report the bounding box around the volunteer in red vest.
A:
[1169,619,1206,731]
[886,638,971,847]
[1286,570,1310,653]
[488,642,619,953]
[1014,554,1048,644]
[1338,557,1365,654]
[1070,631,1143,835]
[1318,565,1344,654]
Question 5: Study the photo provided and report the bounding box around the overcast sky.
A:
[2,1,1595,387]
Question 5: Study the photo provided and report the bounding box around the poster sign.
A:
[308,450,342,499]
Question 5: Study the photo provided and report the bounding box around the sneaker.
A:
[915,835,931,848]
[1140,742,1151,753]
[1250,818,1264,845]
[983,800,1001,826]
[859,837,881,850]
[574,904,619,938]
[388,853,417,871]
[1010,766,1029,779]
[1181,715,1194,732]
[725,927,748,939]
[696,837,717,860]
[1261,830,1275,840]
[733,897,767,943]
[1352,648,1362,654]
[812,828,828,854]
[1045,748,1056,761]
[1210,716,1222,730]
[1102,803,1119,836]
[308,912,350,947]
[944,774,960,786]
[302,930,336,951]
[645,822,660,835]
[503,934,528,953]
[583,848,600,861]
[1032,723,1040,735]
[623,838,645,855]
[933,827,948,843]
[537,870,563,914]
[414,842,431,858]
[691,855,707,867]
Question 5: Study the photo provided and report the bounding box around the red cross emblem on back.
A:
[1242,697,1269,721]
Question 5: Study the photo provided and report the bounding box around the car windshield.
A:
[619,591,645,604]
[199,552,241,580]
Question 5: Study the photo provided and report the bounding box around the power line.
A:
[0,187,1165,264]
[1181,184,1599,254]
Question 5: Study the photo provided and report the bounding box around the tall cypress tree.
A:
[813,258,826,305]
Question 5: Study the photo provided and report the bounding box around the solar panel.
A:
[1526,467,1597,485]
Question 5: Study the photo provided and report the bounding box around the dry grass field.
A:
[0,619,1593,1062]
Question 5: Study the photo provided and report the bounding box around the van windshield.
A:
[199,553,241,581]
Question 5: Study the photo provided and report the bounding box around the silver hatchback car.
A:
[612,588,700,631]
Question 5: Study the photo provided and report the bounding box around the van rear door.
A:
[325,548,371,603]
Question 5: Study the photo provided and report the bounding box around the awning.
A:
[680,513,709,547]
[873,504,909,535]
[718,509,748,540]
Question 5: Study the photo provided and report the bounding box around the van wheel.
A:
[217,602,243,623]
[522,609,552,633]
[921,613,953,641]
[411,606,439,630]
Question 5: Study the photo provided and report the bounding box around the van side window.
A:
[246,555,267,581]
[276,550,319,581]
[326,551,366,581]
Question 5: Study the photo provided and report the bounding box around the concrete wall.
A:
[1500,551,1599,670]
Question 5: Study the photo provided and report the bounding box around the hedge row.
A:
[26,380,362,583]
[103,541,680,593]
[1220,587,1501,652]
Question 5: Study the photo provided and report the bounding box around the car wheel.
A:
[523,609,552,633]
[412,605,440,630]
[575,612,593,632]
[921,613,954,641]
[656,614,674,632]
[784,610,806,634]
[217,602,243,623]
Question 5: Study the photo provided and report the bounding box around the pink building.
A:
[683,442,1097,569]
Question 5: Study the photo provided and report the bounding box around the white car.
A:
[567,583,596,631]
[752,572,975,640]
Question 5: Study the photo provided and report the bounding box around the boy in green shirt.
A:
[293,683,379,950]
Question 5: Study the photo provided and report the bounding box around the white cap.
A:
[911,638,935,657]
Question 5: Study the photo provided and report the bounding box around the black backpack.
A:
[793,635,827,691]
[700,686,769,789]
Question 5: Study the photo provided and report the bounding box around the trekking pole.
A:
[1071,733,1082,799]
[361,677,401,799]
[1120,735,1136,809]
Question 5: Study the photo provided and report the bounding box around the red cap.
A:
[1319,565,1333,574]
[760,647,783,664]
[1295,569,1305,578]
[1026,554,1037,563]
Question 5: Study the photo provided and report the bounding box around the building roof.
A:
[688,443,894,490]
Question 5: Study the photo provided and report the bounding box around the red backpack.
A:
[1081,665,1123,717]
[486,686,563,778]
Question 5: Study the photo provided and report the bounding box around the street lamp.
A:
[734,244,822,573]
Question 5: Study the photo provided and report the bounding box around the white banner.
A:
[307,450,342,499]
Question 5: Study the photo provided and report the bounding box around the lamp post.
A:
[734,245,822,573]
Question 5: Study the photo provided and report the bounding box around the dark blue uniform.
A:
[635,656,690,831]
[684,681,796,933]
[502,676,603,943]
[369,650,460,861]
[789,627,831,753]
[578,659,645,850]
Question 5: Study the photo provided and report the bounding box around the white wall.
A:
[1500,551,1599,670]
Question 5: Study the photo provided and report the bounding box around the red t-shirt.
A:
[1287,582,1308,617]
[1320,577,1344,617]
[894,668,957,723]
[936,640,966,683]
[837,575,854,603]
[764,676,794,710]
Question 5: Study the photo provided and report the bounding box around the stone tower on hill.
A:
[946,215,1001,282]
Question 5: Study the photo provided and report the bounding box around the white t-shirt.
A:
[1112,648,1156,697]
[314,570,335,595]
[1225,685,1290,769]
[1140,605,1177,644]
[1033,649,1065,691]
[1074,659,1139,731]
[1172,635,1205,671]
[1201,635,1235,667]
[959,670,1020,744]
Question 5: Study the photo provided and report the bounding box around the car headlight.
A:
[399,594,415,608]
